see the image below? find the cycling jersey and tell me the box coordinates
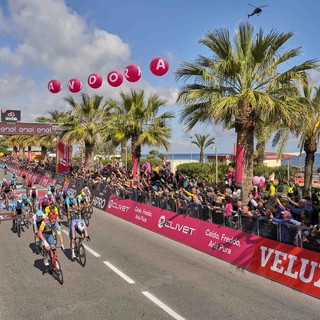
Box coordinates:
[65,197,78,207]
[12,203,26,215]
[44,206,59,217]
[69,218,87,238]
[39,218,61,234]
[32,213,46,229]
[30,189,38,199]
[76,194,85,203]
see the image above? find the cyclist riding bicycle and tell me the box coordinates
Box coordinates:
[32,209,46,254]
[48,183,55,194]
[2,180,12,208]
[76,192,87,211]
[38,195,52,211]
[11,199,26,229]
[81,186,92,202]
[3,163,8,175]
[69,211,90,261]
[38,212,65,266]
[65,194,78,220]
[21,194,32,211]
[10,172,17,190]
[44,203,59,217]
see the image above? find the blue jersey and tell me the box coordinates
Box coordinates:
[12,203,26,214]
[65,197,78,207]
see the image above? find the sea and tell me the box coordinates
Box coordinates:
[146,153,320,169]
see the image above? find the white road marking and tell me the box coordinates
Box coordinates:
[103,261,135,284]
[61,229,101,257]
[142,291,186,320]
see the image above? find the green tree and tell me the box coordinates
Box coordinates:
[273,84,320,196]
[61,93,107,168]
[106,89,174,178]
[191,133,215,163]
[175,22,318,202]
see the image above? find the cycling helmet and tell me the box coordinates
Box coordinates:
[81,192,85,196]
[2,178,6,182]
[49,212,57,221]
[47,191,52,196]
[49,203,56,209]
[21,195,28,200]
[12,172,16,177]
[17,199,22,204]
[36,210,43,217]
[32,186,36,190]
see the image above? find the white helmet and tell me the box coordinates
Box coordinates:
[2,178,6,182]
[47,191,52,196]
[32,186,36,190]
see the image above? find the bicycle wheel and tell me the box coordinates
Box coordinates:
[81,211,89,227]
[86,207,91,219]
[88,206,93,215]
[77,242,86,267]
[53,259,64,285]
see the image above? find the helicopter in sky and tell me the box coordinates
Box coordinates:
[247,4,269,18]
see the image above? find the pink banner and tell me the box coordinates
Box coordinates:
[106,195,257,268]
[234,145,245,184]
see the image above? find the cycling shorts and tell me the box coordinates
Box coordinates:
[43,233,55,248]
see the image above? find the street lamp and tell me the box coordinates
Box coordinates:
[212,145,218,183]
[190,136,193,160]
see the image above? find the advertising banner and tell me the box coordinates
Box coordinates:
[248,237,320,298]
[91,190,109,211]
[0,122,53,135]
[1,109,21,122]
[56,140,71,174]
[67,179,81,196]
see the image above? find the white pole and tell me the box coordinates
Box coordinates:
[190,136,192,160]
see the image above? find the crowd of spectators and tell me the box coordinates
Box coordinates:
[2,156,320,251]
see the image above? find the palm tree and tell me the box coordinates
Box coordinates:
[61,93,107,168]
[175,22,319,202]
[191,134,215,163]
[106,89,174,178]
[273,84,320,197]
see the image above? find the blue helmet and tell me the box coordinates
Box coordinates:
[36,210,43,217]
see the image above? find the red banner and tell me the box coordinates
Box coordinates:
[234,145,245,184]
[56,140,71,174]
[248,238,320,297]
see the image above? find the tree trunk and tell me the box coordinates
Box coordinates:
[84,141,95,168]
[120,142,126,160]
[131,135,141,179]
[256,139,266,165]
[199,150,204,163]
[235,101,255,204]
[304,137,317,197]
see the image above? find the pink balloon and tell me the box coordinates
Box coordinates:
[124,64,141,82]
[107,70,123,87]
[68,78,82,93]
[48,79,62,93]
[88,73,102,89]
[150,57,169,76]
[252,176,260,185]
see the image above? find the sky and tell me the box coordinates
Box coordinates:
[0,0,319,156]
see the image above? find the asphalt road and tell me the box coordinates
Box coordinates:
[0,171,319,320]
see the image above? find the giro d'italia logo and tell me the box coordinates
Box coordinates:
[158,215,166,228]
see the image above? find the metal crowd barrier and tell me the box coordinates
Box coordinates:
[1,162,319,253]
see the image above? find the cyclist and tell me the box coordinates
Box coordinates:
[69,211,90,261]
[65,194,79,221]
[32,209,46,254]
[29,186,38,212]
[21,194,32,211]
[26,177,33,195]
[46,191,56,205]
[76,192,86,211]
[48,183,55,195]
[10,172,17,190]
[53,187,64,216]
[44,203,59,217]
[3,163,8,175]
[38,195,51,212]
[11,199,26,230]
[81,186,92,204]
[38,212,64,266]
[2,179,12,209]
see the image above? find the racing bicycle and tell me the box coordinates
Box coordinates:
[40,244,64,285]
[74,234,86,267]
